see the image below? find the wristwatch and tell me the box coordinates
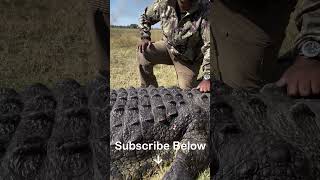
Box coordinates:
[203,73,210,80]
[299,40,320,59]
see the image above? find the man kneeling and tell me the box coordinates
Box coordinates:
[137,0,211,92]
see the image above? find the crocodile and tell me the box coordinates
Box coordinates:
[110,84,210,179]
[0,74,210,180]
[210,82,320,180]
[0,74,319,179]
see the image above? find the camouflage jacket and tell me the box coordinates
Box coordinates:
[139,0,211,76]
[294,0,320,51]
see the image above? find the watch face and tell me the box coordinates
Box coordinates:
[204,74,210,80]
[302,41,320,58]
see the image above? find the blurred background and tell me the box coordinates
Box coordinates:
[0,0,97,90]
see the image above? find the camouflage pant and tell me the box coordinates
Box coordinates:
[137,41,202,89]
[87,0,109,76]
[211,0,296,89]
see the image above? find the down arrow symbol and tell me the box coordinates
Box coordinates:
[153,155,163,165]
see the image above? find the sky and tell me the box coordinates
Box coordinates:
[110,0,160,27]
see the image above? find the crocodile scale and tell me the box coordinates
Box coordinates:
[0,75,319,180]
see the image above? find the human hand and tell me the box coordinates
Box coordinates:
[137,39,152,53]
[276,56,320,96]
[197,80,211,92]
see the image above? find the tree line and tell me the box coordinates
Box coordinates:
[111,24,160,30]
[111,24,139,29]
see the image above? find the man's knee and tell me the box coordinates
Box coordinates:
[179,80,197,89]
[177,72,197,89]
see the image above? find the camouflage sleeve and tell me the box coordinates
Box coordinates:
[139,0,162,39]
[294,0,320,49]
[200,18,211,77]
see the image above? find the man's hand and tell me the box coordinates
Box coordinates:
[197,80,211,92]
[276,56,320,96]
[137,39,152,53]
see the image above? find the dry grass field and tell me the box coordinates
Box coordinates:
[110,28,177,89]
[0,0,96,90]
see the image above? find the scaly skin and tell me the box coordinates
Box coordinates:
[0,75,319,180]
[110,86,209,179]
[0,74,210,180]
[210,83,320,180]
